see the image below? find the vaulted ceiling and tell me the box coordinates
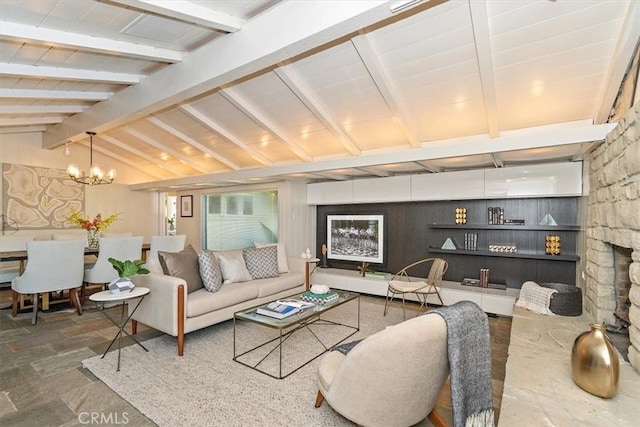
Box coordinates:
[1,0,638,191]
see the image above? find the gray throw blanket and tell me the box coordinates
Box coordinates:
[431,301,495,427]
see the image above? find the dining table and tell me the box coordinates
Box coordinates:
[1,243,151,311]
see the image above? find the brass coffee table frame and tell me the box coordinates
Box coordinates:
[233,291,360,379]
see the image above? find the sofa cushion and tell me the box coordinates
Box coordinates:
[198,250,223,292]
[158,245,204,294]
[254,242,289,273]
[243,246,279,280]
[186,282,259,317]
[255,271,305,298]
[215,250,252,284]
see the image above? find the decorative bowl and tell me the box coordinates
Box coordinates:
[310,284,330,295]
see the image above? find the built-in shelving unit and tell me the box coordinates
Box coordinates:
[428,247,580,261]
[428,223,581,262]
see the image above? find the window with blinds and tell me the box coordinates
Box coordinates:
[203,189,278,251]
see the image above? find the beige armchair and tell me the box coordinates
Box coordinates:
[384,258,448,320]
[315,312,449,427]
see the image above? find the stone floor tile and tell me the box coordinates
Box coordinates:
[0,364,41,391]
[6,330,67,352]
[0,327,29,344]
[30,347,97,377]
[5,367,92,410]
[49,333,109,354]
[0,344,56,373]
[0,398,77,427]
[0,391,17,418]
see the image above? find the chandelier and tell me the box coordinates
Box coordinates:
[67,131,116,185]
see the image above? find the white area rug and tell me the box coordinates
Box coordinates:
[83,299,405,427]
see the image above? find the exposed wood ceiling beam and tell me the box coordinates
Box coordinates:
[179,104,273,166]
[595,0,640,123]
[0,89,112,100]
[123,127,209,174]
[274,67,361,156]
[131,122,615,191]
[0,21,183,62]
[467,0,500,138]
[99,134,182,178]
[0,105,85,114]
[0,62,143,84]
[219,88,313,162]
[357,166,393,177]
[0,117,65,126]
[147,116,239,170]
[109,0,246,33]
[415,160,442,173]
[0,125,47,134]
[351,34,421,147]
[491,153,503,168]
[77,140,166,180]
[311,171,351,181]
[42,1,406,148]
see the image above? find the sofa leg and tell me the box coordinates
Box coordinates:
[177,284,185,356]
[427,409,447,427]
[314,391,324,408]
[131,319,138,335]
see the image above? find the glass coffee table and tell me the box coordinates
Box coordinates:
[233,290,359,379]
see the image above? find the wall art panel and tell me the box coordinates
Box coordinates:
[2,163,85,229]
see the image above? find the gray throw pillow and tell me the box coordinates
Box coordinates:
[215,250,253,284]
[158,244,204,294]
[198,250,223,292]
[243,246,279,280]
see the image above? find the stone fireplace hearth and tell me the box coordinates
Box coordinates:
[586,101,640,372]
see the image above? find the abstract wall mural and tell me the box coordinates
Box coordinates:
[2,163,85,229]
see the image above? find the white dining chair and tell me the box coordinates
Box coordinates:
[52,231,88,247]
[146,235,186,274]
[0,236,34,284]
[83,236,144,298]
[11,239,85,325]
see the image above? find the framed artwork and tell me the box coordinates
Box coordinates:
[180,195,193,217]
[327,214,384,264]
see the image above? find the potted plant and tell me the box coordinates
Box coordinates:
[107,258,149,294]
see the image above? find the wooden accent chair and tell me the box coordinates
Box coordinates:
[315,312,449,427]
[11,240,85,325]
[384,257,448,320]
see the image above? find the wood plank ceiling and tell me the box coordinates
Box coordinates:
[0,0,638,190]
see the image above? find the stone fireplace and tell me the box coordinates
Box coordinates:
[586,101,640,372]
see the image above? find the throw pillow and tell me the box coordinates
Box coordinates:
[254,242,289,273]
[158,244,204,294]
[243,246,279,280]
[198,250,223,292]
[215,250,253,284]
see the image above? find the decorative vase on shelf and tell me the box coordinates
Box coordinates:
[87,229,100,250]
[571,323,619,398]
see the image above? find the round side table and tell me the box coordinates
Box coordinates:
[89,286,150,371]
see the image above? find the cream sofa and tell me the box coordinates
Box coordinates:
[129,256,306,356]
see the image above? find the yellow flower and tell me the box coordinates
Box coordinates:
[67,209,121,231]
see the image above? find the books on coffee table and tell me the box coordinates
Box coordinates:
[256,302,300,319]
[300,290,339,305]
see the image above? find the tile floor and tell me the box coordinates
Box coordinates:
[0,291,511,426]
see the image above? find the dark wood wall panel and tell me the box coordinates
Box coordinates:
[316,197,579,289]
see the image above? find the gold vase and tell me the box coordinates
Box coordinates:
[571,323,619,398]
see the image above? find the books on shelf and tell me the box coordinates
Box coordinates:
[256,302,300,319]
[300,290,339,305]
[463,232,478,251]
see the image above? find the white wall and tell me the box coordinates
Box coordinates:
[1,132,161,240]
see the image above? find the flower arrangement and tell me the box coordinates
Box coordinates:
[67,208,120,231]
